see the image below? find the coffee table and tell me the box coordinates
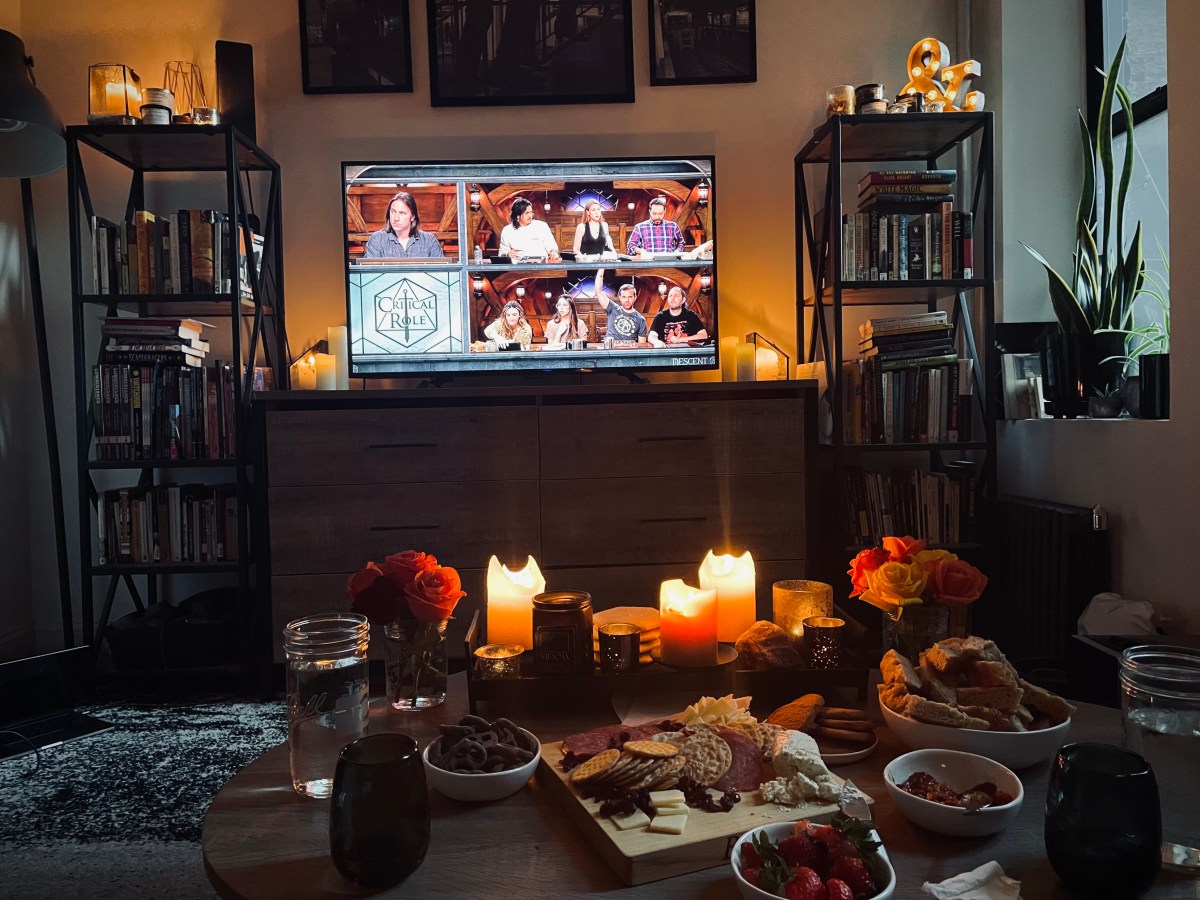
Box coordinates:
[202,674,1197,898]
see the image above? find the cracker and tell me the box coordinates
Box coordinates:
[672,727,732,787]
[608,756,660,787]
[569,747,620,784]
[624,739,678,758]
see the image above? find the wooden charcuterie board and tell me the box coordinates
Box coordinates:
[535,738,868,886]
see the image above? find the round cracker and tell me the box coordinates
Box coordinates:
[569,747,620,784]
[623,739,678,758]
[670,727,732,787]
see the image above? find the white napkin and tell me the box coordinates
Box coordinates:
[922,861,1022,900]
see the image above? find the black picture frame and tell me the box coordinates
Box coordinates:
[648,0,756,87]
[300,0,414,94]
[427,0,634,108]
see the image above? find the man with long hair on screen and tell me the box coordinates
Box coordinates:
[364,191,445,258]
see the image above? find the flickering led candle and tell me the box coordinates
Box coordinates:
[698,550,756,642]
[772,579,834,645]
[485,555,545,647]
[735,342,756,381]
[473,643,524,680]
[291,354,317,390]
[314,352,337,390]
[658,579,718,667]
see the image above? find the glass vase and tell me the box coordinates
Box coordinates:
[384,619,448,710]
[881,604,949,661]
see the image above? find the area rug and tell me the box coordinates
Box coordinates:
[0,697,286,899]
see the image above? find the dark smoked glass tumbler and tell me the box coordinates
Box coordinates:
[1044,742,1161,898]
[330,733,430,888]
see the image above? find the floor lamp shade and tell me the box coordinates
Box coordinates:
[0,30,65,177]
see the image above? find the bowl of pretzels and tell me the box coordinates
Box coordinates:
[422,714,541,802]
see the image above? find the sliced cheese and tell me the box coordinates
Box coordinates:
[648,813,688,835]
[648,789,685,807]
[610,809,651,831]
[653,802,688,815]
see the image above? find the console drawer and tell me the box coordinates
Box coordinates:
[266,405,538,486]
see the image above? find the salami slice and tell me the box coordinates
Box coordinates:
[560,723,647,758]
[713,727,764,792]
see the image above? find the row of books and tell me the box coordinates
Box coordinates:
[844,462,980,548]
[842,356,974,445]
[97,483,239,565]
[90,209,250,296]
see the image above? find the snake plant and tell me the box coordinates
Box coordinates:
[1022,36,1146,336]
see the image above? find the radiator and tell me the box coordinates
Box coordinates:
[973,496,1112,666]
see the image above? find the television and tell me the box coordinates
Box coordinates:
[341,157,718,378]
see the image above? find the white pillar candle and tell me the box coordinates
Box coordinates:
[314,352,337,390]
[327,325,350,389]
[485,555,545,647]
[698,549,756,642]
[755,346,781,380]
[735,342,756,381]
[291,355,317,390]
[658,579,718,667]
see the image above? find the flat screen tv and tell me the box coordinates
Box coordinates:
[341,157,717,378]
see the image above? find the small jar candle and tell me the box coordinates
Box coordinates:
[473,643,523,680]
[192,106,220,125]
[826,84,855,117]
[532,591,593,675]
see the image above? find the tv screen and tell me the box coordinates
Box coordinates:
[341,157,717,378]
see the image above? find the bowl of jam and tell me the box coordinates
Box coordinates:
[883,748,1024,837]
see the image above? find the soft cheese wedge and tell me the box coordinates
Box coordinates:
[648,789,685,807]
[647,814,688,835]
[611,809,651,831]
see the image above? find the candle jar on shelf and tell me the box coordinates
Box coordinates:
[772,580,833,646]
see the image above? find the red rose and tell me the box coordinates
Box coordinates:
[405,566,466,623]
[848,546,889,598]
[882,535,926,562]
[346,562,405,624]
[381,550,438,591]
[928,557,988,606]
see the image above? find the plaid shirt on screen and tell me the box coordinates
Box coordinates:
[627,219,685,254]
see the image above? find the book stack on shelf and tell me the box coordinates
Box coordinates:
[843,460,981,549]
[843,170,974,282]
[93,317,236,462]
[842,312,974,446]
[90,209,238,295]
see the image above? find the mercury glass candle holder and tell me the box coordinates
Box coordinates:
[772,580,833,645]
[803,616,845,669]
[473,643,523,680]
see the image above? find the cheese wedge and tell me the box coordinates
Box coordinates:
[648,813,688,835]
[653,802,688,815]
[648,789,685,807]
[611,809,651,831]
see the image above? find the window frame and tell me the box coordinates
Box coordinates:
[1084,0,1168,136]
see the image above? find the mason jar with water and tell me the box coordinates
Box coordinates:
[284,613,370,798]
[1120,644,1200,849]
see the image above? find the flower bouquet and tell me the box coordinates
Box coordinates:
[848,536,987,658]
[347,550,466,710]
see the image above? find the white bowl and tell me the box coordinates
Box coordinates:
[883,748,1023,837]
[421,736,540,802]
[731,820,896,900]
[880,703,1070,770]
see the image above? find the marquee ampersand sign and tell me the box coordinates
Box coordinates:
[901,37,985,112]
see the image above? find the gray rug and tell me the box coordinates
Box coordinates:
[0,698,287,899]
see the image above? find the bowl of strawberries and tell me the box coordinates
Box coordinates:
[731,814,896,900]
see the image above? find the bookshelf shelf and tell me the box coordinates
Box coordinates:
[819,440,989,453]
[806,279,989,306]
[67,125,287,691]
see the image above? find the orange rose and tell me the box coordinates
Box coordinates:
[382,550,438,591]
[928,557,987,605]
[405,566,466,623]
[912,548,955,572]
[346,562,405,624]
[882,535,926,563]
[848,546,889,598]
[863,561,928,607]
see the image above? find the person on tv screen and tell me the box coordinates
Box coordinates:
[363,191,445,259]
[627,196,685,258]
[573,200,616,258]
[484,299,533,348]
[545,295,589,345]
[597,282,647,345]
[649,286,709,347]
[499,197,561,262]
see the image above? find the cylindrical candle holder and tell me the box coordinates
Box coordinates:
[826,84,855,117]
[772,580,833,645]
[192,106,219,125]
[803,616,845,669]
[473,644,523,680]
[598,624,641,674]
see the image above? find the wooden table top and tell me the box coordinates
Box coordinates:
[202,674,1199,899]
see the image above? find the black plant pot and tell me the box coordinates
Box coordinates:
[1040,332,1090,418]
[1091,331,1128,396]
[1139,353,1170,419]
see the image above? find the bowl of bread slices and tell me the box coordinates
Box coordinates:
[878,636,1074,770]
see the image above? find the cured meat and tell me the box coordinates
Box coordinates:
[560,723,647,758]
[713,727,764,792]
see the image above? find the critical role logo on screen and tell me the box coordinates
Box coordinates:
[375,278,438,348]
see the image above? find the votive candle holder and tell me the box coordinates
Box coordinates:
[473,643,523,680]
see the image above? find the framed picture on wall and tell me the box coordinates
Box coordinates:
[299,0,414,94]
[648,0,756,86]
[427,0,634,107]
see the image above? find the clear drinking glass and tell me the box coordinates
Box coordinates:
[284,613,370,798]
[1120,644,1200,848]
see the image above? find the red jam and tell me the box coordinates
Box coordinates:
[898,771,1015,808]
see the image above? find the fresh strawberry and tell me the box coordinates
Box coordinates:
[809,823,849,854]
[778,833,829,876]
[741,866,762,889]
[740,842,763,870]
[784,867,829,900]
[824,878,855,900]
[828,856,875,898]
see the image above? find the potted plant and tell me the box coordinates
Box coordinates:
[1087,383,1124,419]
[1022,36,1146,412]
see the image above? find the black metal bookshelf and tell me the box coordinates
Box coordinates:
[66,124,288,688]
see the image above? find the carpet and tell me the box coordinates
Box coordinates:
[0,697,287,899]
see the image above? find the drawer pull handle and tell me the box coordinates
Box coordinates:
[370,525,440,532]
[637,435,705,443]
[639,516,707,525]
[368,442,438,450]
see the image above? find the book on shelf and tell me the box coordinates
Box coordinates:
[862,341,955,361]
[102,316,210,343]
[859,183,955,201]
[859,325,954,350]
[860,311,947,337]
[98,482,238,564]
[857,169,957,193]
